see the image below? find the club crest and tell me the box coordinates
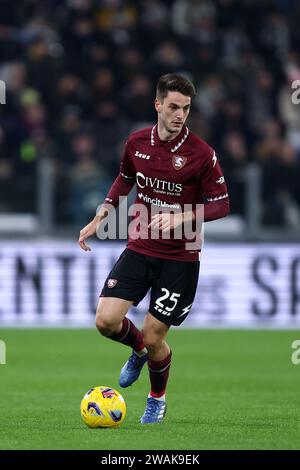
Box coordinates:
[107,278,117,288]
[172,155,187,170]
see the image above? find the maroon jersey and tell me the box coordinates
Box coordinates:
[105,125,229,261]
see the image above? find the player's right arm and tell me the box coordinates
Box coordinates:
[78,140,136,251]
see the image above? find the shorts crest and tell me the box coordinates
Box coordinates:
[107,278,117,288]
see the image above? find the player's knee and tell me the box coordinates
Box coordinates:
[95,315,118,337]
[142,331,161,351]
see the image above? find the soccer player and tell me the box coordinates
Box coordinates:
[78,74,229,424]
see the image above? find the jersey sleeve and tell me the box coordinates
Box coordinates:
[119,140,136,183]
[199,147,229,203]
[195,146,230,222]
[104,140,136,208]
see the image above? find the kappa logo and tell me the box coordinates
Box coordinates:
[135,150,151,160]
[107,278,117,288]
[172,155,187,170]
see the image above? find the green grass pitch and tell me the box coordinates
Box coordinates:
[0,328,299,450]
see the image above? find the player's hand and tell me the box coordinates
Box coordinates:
[78,219,98,252]
[148,212,183,233]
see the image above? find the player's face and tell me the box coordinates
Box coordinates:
[155,91,191,135]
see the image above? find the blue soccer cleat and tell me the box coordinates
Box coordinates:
[140,397,167,424]
[119,350,148,388]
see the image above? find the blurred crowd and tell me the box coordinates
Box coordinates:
[1,0,300,228]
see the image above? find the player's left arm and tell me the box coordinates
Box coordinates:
[149,148,229,232]
[197,148,230,222]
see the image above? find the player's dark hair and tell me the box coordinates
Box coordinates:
[156,74,196,101]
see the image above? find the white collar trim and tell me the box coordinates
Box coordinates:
[151,125,189,152]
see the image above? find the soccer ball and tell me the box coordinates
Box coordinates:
[80,386,126,428]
